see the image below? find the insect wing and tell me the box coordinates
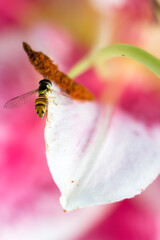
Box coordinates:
[4,90,36,108]
[49,89,73,105]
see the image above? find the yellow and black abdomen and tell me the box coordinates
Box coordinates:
[35,94,48,119]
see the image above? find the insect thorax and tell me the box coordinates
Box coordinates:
[38,79,52,94]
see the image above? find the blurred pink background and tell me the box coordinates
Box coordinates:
[1,0,160,239]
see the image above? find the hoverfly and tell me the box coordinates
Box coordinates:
[4,79,70,119]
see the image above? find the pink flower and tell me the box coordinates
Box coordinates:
[1,1,160,239]
[1,24,114,239]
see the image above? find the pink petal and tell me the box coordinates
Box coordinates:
[78,199,157,240]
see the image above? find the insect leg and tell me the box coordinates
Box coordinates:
[48,96,57,106]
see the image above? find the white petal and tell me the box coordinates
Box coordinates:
[45,93,160,211]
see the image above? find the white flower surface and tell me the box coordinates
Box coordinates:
[45,86,160,212]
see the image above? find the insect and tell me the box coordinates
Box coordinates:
[4,79,70,119]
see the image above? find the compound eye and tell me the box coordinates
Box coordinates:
[46,80,52,86]
[39,79,52,86]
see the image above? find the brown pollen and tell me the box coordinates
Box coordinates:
[23,42,94,101]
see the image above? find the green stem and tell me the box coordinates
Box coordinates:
[68,44,160,79]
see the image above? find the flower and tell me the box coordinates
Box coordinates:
[22,35,160,212]
[2,0,160,239]
[20,31,160,213]
[1,24,114,239]
[45,80,160,211]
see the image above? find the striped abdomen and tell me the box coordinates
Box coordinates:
[35,94,48,119]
